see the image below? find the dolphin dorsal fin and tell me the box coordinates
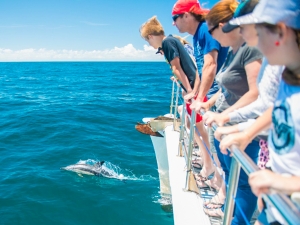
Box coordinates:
[96,161,105,167]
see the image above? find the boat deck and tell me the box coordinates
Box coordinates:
[165,125,222,225]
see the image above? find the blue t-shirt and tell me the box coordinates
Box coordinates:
[193,22,228,98]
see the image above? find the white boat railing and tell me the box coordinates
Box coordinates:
[169,79,300,225]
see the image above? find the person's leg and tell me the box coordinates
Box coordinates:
[219,139,260,225]
[212,138,228,206]
[194,123,224,192]
[209,127,221,167]
[203,138,228,217]
[195,121,214,176]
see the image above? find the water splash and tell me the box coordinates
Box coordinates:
[152,192,173,205]
[152,192,173,213]
[75,159,157,181]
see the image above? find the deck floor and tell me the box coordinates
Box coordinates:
[165,126,222,225]
[165,125,258,225]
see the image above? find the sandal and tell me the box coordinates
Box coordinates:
[192,151,201,157]
[192,157,203,169]
[203,195,225,209]
[195,179,219,192]
[203,207,224,218]
[195,171,215,182]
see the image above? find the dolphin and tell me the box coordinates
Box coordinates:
[61,161,106,177]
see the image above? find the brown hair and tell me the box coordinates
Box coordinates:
[172,35,190,45]
[259,23,300,85]
[282,29,300,85]
[206,0,238,26]
[140,16,165,39]
[190,12,206,23]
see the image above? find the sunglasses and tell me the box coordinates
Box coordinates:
[208,24,219,35]
[172,14,183,22]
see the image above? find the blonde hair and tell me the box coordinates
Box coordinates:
[206,0,238,26]
[140,16,165,39]
[172,35,190,45]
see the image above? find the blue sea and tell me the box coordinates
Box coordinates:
[0,62,174,225]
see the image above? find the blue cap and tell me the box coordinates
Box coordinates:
[229,0,300,30]
[222,0,259,33]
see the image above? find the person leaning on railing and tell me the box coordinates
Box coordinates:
[199,0,263,223]
[217,0,300,224]
[139,16,201,99]
[211,0,284,172]
[171,0,229,195]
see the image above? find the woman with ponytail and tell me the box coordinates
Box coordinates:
[199,0,263,223]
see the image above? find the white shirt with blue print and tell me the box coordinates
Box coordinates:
[268,80,300,176]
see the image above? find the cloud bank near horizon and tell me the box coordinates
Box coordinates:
[0,44,162,62]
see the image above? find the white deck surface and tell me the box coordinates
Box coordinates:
[164,125,213,225]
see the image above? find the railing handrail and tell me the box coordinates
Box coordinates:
[169,81,300,225]
[198,109,300,225]
[230,145,300,225]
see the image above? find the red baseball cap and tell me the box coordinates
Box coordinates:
[172,0,210,15]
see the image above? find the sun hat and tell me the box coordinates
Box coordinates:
[172,0,209,16]
[222,0,259,33]
[229,0,300,30]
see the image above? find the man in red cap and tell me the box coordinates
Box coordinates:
[172,0,227,102]
[172,0,228,188]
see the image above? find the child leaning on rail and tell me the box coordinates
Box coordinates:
[218,0,300,224]
[139,16,213,150]
[140,18,218,191]
[139,16,206,114]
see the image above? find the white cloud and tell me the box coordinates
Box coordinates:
[0,44,163,62]
[201,1,209,7]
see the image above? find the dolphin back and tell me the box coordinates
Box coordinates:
[96,161,105,167]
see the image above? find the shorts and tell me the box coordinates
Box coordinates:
[186,96,208,123]
[258,140,270,169]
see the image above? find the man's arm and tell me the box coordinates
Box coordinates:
[196,50,218,101]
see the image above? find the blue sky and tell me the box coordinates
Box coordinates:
[0,0,219,61]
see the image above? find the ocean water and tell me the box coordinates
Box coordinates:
[0,62,174,225]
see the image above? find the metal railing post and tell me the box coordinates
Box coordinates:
[173,82,180,131]
[231,145,300,225]
[170,80,175,115]
[223,158,241,225]
[178,102,186,157]
[184,110,199,193]
[192,109,300,224]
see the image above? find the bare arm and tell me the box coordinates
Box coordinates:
[196,50,218,101]
[191,89,221,112]
[219,106,273,153]
[170,57,193,93]
[209,59,261,126]
[249,170,300,196]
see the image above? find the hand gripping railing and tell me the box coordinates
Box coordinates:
[198,109,300,225]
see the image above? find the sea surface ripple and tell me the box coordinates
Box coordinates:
[0,62,174,225]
